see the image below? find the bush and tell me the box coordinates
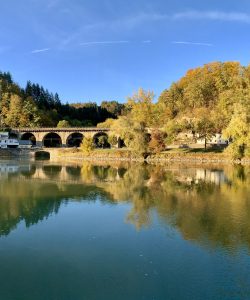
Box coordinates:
[80,137,94,155]
[108,135,118,147]
[149,130,166,153]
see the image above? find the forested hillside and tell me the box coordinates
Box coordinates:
[1,61,249,158]
[158,61,249,130]
[0,71,124,128]
[99,62,249,158]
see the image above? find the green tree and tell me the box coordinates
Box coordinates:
[194,115,215,150]
[97,135,109,148]
[108,134,118,147]
[223,103,250,159]
[97,118,115,128]
[157,61,248,134]
[57,120,70,128]
[129,122,150,157]
[127,88,156,127]
[100,101,124,116]
[4,94,24,128]
[22,97,41,127]
[110,116,134,147]
[80,137,94,155]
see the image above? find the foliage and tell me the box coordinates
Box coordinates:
[148,130,166,153]
[157,62,250,157]
[163,119,191,144]
[100,101,124,116]
[0,71,122,128]
[1,62,249,158]
[80,137,94,155]
[193,110,216,149]
[97,118,115,128]
[0,94,41,128]
[126,88,157,126]
[223,103,250,159]
[57,120,71,128]
[96,135,109,148]
[129,122,150,156]
[110,116,134,147]
[108,134,118,147]
[158,62,249,129]
[109,89,158,156]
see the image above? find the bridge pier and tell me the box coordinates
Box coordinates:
[34,132,45,148]
[60,133,68,147]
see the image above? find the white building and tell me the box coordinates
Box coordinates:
[0,132,19,149]
[197,133,228,146]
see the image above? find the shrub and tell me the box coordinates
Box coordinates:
[80,137,94,155]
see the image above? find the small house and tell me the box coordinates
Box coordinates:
[0,132,19,149]
[197,133,228,146]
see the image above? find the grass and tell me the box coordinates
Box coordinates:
[162,147,224,154]
[49,146,250,164]
[56,147,227,161]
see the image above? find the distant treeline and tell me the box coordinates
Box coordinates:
[0,71,124,128]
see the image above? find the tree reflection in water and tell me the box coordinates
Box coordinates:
[0,161,249,252]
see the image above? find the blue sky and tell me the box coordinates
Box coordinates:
[1,0,250,103]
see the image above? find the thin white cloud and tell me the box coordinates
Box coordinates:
[143,40,152,43]
[80,41,130,46]
[60,13,163,48]
[31,48,50,54]
[171,41,213,47]
[173,11,250,23]
[62,10,250,47]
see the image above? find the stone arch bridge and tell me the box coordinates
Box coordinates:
[11,127,121,148]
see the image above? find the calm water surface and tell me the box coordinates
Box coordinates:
[0,160,250,300]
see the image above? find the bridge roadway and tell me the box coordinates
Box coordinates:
[11,127,113,148]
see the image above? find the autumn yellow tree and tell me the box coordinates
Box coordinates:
[223,103,250,159]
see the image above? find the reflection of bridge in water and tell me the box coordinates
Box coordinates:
[0,162,228,187]
[16,163,125,185]
[11,127,124,148]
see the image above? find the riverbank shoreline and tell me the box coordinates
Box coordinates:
[1,148,250,165]
[0,149,31,158]
[48,148,250,165]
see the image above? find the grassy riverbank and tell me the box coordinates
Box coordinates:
[48,148,250,164]
[2,147,249,164]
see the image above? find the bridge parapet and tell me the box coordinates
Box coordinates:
[12,127,110,133]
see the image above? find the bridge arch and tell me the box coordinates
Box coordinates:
[42,165,62,179]
[117,137,126,148]
[20,165,37,178]
[9,132,18,139]
[43,132,62,148]
[93,132,110,148]
[66,132,84,147]
[21,132,36,146]
[66,166,82,178]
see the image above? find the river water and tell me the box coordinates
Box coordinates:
[0,160,250,300]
